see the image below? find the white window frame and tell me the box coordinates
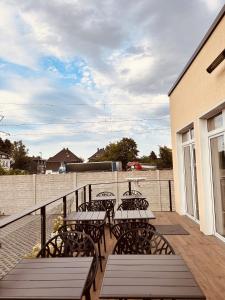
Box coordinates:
[181,128,200,224]
[207,110,225,243]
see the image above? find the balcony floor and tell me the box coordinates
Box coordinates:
[91,212,225,300]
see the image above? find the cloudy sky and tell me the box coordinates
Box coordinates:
[0,0,224,160]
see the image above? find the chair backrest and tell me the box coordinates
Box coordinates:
[117,199,149,210]
[117,201,136,211]
[112,228,175,255]
[58,223,102,243]
[111,222,156,240]
[37,231,98,293]
[123,190,142,196]
[96,191,115,197]
[78,200,106,212]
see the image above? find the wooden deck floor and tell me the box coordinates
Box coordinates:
[89,212,225,300]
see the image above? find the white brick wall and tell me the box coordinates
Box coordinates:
[0,170,174,215]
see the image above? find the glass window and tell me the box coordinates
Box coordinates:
[210,135,225,237]
[182,131,189,142]
[190,128,194,139]
[207,113,223,132]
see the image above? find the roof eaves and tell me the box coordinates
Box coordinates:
[168,4,225,96]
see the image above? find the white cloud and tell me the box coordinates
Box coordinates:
[200,0,223,12]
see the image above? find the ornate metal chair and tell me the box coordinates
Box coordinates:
[58,223,104,271]
[111,222,156,240]
[78,200,106,212]
[37,231,98,299]
[96,192,116,237]
[112,228,175,255]
[77,201,107,252]
[123,190,142,196]
[117,198,149,210]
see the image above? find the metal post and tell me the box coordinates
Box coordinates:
[88,184,92,202]
[83,186,86,203]
[128,181,132,195]
[75,190,79,211]
[63,196,67,224]
[40,206,46,256]
[168,180,172,212]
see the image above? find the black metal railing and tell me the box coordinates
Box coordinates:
[0,179,174,253]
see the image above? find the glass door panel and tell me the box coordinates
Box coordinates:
[184,146,194,217]
[210,135,225,237]
[192,146,199,220]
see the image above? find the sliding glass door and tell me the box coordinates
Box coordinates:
[210,135,225,237]
[183,143,199,221]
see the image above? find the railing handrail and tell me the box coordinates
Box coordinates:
[0,184,87,229]
[0,179,174,229]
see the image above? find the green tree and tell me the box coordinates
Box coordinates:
[11,140,31,171]
[0,138,13,155]
[138,151,158,165]
[149,151,157,161]
[100,137,139,169]
[157,146,173,169]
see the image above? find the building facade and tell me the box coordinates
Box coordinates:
[0,151,11,170]
[169,5,225,242]
[46,148,83,174]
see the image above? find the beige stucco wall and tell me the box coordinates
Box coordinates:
[169,15,225,234]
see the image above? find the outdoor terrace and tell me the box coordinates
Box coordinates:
[91,212,225,300]
[0,180,225,300]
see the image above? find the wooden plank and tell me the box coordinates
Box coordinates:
[106,264,189,272]
[64,211,81,221]
[0,280,84,289]
[108,254,182,260]
[104,270,193,279]
[114,211,121,220]
[100,285,205,299]
[20,257,92,263]
[8,268,89,275]
[103,277,198,287]
[3,273,87,281]
[0,288,82,299]
[145,210,155,219]
[107,259,186,266]
[97,211,106,221]
[15,262,90,269]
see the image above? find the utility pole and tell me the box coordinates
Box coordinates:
[0,115,10,137]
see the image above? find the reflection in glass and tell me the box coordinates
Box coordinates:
[184,146,194,217]
[210,135,225,237]
[207,113,223,132]
[193,146,199,220]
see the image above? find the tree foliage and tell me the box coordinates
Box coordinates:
[157,146,173,169]
[139,150,158,165]
[99,137,139,169]
[0,138,31,172]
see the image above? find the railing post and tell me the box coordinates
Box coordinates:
[75,190,79,211]
[40,206,46,257]
[128,181,132,195]
[83,186,86,203]
[88,184,92,202]
[63,196,67,223]
[168,180,172,212]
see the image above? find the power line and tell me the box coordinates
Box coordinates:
[0,101,168,107]
[10,127,170,136]
[0,116,169,127]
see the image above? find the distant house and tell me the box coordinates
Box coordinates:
[30,156,46,174]
[88,148,105,162]
[0,151,11,170]
[46,148,82,174]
